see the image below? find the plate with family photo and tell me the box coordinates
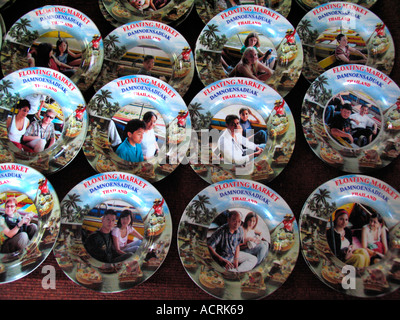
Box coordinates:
[100,0,195,27]
[0,67,88,175]
[195,0,292,25]
[0,5,104,92]
[298,1,395,83]
[300,174,400,298]
[295,0,377,12]
[195,5,303,97]
[301,64,400,173]
[54,172,171,293]
[94,20,194,98]
[84,75,191,183]
[178,179,299,300]
[0,163,60,284]
[187,77,295,184]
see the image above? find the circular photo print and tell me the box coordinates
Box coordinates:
[195,0,292,24]
[94,20,194,97]
[178,179,299,299]
[188,77,295,184]
[0,163,60,284]
[195,5,303,97]
[0,68,88,175]
[0,5,104,92]
[295,0,378,12]
[84,75,191,182]
[298,2,395,83]
[54,172,171,292]
[300,174,400,297]
[100,0,194,27]
[301,64,400,173]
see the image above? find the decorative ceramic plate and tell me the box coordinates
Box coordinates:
[0,0,15,10]
[100,0,195,27]
[195,5,303,97]
[54,172,171,293]
[94,20,194,97]
[0,163,60,284]
[188,77,295,184]
[302,64,400,173]
[298,1,395,83]
[300,174,400,297]
[84,75,191,183]
[195,0,292,24]
[295,0,378,11]
[0,5,104,92]
[0,67,88,175]
[178,179,299,299]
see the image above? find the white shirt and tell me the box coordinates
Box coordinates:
[25,94,46,115]
[8,116,29,143]
[217,129,257,165]
[350,113,375,129]
[141,129,157,159]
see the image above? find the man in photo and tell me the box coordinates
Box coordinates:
[116,119,146,163]
[84,209,132,263]
[22,108,57,152]
[329,102,354,145]
[217,114,263,165]
[207,210,257,273]
[350,104,378,146]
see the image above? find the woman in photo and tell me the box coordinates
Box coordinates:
[6,99,31,151]
[112,209,144,255]
[361,212,388,263]
[335,34,367,65]
[35,42,76,77]
[141,111,159,160]
[230,47,273,81]
[54,38,82,70]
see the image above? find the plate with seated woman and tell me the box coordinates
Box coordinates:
[0,5,104,92]
[300,174,400,297]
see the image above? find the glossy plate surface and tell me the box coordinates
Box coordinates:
[301,64,400,173]
[94,20,194,97]
[85,75,191,183]
[300,174,400,297]
[195,5,303,97]
[188,77,295,184]
[0,67,88,175]
[1,5,104,92]
[299,1,395,83]
[295,0,378,11]
[178,179,299,299]
[0,163,60,284]
[54,172,172,293]
[195,0,292,24]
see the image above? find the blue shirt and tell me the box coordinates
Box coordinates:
[116,138,144,163]
[207,223,244,262]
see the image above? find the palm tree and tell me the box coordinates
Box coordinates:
[203,24,219,49]
[61,193,82,222]
[192,194,211,216]
[0,79,13,95]
[93,89,113,112]
[312,188,331,210]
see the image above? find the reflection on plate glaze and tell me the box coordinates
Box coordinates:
[0,163,60,284]
[85,75,191,183]
[178,179,299,299]
[0,68,88,175]
[94,20,194,97]
[300,175,400,298]
[295,0,378,11]
[0,5,104,92]
[298,2,395,83]
[301,64,400,173]
[195,0,292,24]
[54,172,172,293]
[195,5,303,97]
[100,0,195,27]
[188,77,295,184]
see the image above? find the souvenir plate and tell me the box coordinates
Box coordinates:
[188,77,295,184]
[299,2,395,83]
[195,5,303,97]
[54,172,171,293]
[300,174,400,297]
[195,0,292,24]
[178,179,299,299]
[85,75,191,183]
[100,0,195,27]
[94,20,194,97]
[302,65,400,173]
[295,0,377,11]
[1,5,104,92]
[0,67,88,175]
[0,0,15,10]
[0,163,60,284]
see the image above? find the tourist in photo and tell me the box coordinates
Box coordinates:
[116,119,146,163]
